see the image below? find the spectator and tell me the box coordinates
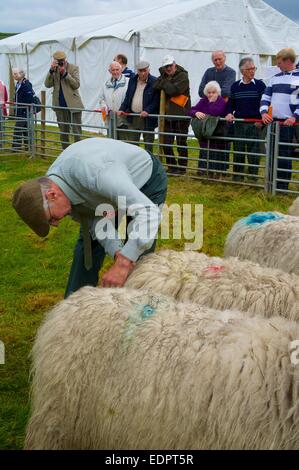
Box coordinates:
[226,57,266,181]
[153,55,191,175]
[260,48,299,191]
[118,60,160,153]
[0,79,8,117]
[44,51,84,150]
[114,53,135,79]
[99,61,129,133]
[12,68,34,151]
[198,50,236,99]
[12,138,167,297]
[190,81,227,178]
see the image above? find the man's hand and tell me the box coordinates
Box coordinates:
[261,113,273,125]
[101,252,135,288]
[50,59,58,71]
[140,111,149,118]
[283,117,296,126]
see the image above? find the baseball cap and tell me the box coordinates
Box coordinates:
[12,179,50,237]
[53,50,66,60]
[162,55,175,67]
[136,60,150,70]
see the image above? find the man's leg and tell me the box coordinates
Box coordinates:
[176,119,189,173]
[247,124,262,177]
[163,120,177,169]
[233,122,246,180]
[64,232,106,298]
[12,116,23,150]
[71,111,82,143]
[55,109,70,150]
[143,124,155,153]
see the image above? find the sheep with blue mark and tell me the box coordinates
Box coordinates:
[224,211,299,275]
[125,249,299,322]
[24,286,299,450]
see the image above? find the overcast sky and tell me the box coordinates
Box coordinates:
[0,0,298,33]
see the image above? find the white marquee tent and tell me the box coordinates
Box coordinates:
[1,0,299,127]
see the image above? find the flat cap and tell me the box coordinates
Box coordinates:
[136,60,150,70]
[53,50,66,60]
[12,179,50,237]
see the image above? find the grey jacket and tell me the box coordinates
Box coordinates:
[46,138,164,261]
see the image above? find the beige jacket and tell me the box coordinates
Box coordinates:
[44,62,84,110]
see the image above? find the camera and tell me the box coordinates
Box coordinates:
[57,59,65,66]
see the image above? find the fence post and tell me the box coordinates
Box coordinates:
[28,104,35,158]
[40,91,46,158]
[264,122,272,193]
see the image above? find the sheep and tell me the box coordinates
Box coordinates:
[224,211,299,275]
[125,249,299,322]
[288,197,299,216]
[24,286,299,450]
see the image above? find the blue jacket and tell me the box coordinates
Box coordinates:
[15,79,34,117]
[120,74,160,128]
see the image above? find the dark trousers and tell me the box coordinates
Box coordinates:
[162,119,190,170]
[233,122,263,176]
[122,116,156,153]
[12,115,29,151]
[64,154,167,298]
[55,109,82,150]
[275,124,295,190]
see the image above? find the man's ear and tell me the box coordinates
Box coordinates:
[45,187,57,202]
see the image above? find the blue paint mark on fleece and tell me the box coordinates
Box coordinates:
[122,303,157,346]
[141,305,156,319]
[243,212,284,226]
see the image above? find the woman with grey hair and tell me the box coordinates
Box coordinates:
[12,67,34,151]
[189,80,228,178]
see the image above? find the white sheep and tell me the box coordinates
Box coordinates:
[224,211,299,275]
[288,197,299,216]
[125,250,299,322]
[25,286,299,450]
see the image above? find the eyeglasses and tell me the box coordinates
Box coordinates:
[244,67,257,71]
[46,199,56,225]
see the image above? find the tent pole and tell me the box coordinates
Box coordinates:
[132,32,140,71]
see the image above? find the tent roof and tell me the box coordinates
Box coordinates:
[1,0,299,55]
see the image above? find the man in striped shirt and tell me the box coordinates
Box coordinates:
[260,48,299,191]
[226,57,266,181]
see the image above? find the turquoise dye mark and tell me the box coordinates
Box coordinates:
[122,301,157,346]
[242,212,284,226]
[141,304,156,319]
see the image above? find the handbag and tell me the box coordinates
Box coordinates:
[32,94,41,114]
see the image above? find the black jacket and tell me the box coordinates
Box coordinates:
[14,79,34,117]
[120,74,160,128]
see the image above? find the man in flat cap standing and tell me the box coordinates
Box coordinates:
[45,51,84,149]
[118,60,160,153]
[12,137,167,298]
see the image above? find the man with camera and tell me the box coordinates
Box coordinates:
[45,51,84,149]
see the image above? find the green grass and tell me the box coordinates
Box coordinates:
[0,149,295,449]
